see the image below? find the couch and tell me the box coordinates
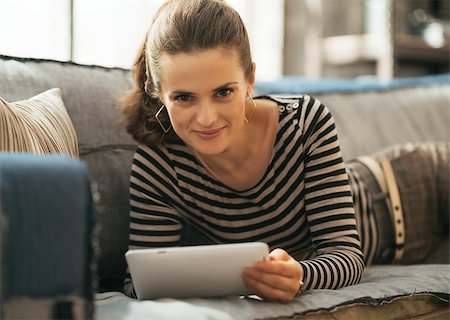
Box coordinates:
[0,54,449,319]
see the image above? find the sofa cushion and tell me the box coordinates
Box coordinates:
[1,55,449,288]
[0,153,94,319]
[0,55,136,283]
[255,74,450,95]
[256,75,450,160]
[0,88,78,157]
[316,85,450,160]
[95,264,450,320]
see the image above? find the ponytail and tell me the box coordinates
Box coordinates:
[121,37,176,146]
[121,0,252,146]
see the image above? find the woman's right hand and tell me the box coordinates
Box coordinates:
[241,248,303,303]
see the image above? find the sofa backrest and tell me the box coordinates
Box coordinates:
[316,85,449,160]
[255,75,450,160]
[0,56,135,288]
[1,55,449,289]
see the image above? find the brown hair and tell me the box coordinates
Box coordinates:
[122,0,253,146]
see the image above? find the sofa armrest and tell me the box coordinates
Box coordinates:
[0,153,93,319]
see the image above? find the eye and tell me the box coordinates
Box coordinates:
[174,94,194,103]
[216,88,232,98]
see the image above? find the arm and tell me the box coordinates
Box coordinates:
[300,97,364,290]
[242,96,364,302]
[124,145,184,297]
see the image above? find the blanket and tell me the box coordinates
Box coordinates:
[95,264,450,320]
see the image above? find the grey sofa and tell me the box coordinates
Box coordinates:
[0,55,449,319]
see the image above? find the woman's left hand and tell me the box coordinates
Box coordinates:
[241,248,303,303]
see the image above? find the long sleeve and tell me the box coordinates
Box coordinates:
[128,145,184,249]
[124,145,185,297]
[299,96,365,290]
[123,95,365,297]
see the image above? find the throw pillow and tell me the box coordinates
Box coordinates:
[0,88,78,157]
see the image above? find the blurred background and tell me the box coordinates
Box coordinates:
[0,0,448,81]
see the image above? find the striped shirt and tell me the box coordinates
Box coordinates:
[125,95,365,295]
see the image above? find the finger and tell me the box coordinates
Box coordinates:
[242,273,295,303]
[269,248,290,261]
[254,259,301,278]
[244,267,300,294]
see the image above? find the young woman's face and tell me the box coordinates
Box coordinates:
[158,47,254,156]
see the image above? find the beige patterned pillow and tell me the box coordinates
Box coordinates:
[0,88,78,157]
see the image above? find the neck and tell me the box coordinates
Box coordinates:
[189,98,262,178]
[190,130,252,176]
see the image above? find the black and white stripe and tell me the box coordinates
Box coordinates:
[125,95,365,296]
[347,165,378,265]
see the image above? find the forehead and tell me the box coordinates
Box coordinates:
[158,47,246,93]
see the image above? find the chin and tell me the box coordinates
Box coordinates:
[185,130,230,156]
[192,143,228,156]
[187,135,229,155]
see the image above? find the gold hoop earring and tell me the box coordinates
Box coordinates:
[155,105,172,133]
[244,94,257,124]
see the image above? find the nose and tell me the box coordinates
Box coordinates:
[196,100,217,127]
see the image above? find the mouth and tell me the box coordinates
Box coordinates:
[193,127,225,140]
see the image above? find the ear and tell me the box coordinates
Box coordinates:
[158,93,166,107]
[246,63,256,94]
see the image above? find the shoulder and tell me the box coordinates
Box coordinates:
[134,143,169,162]
[256,95,327,116]
[256,95,330,131]
[133,141,191,171]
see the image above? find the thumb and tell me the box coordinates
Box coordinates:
[269,248,290,261]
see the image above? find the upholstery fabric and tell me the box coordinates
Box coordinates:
[255,73,450,95]
[0,56,136,282]
[94,265,450,320]
[1,55,449,289]
[1,55,449,319]
[315,86,450,160]
[0,88,78,157]
[0,153,94,319]
[256,74,450,159]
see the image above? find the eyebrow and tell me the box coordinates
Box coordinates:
[169,82,239,97]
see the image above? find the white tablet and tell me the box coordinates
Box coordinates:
[125,242,269,300]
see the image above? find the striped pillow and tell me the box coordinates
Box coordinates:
[0,88,78,157]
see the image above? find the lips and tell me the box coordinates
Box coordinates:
[194,127,224,140]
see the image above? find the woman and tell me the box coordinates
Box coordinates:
[122,0,364,302]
